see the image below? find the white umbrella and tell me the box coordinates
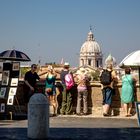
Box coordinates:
[119,50,140,86]
[119,50,140,67]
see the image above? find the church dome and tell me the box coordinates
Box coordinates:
[79,29,103,68]
[80,31,101,54]
[105,54,116,66]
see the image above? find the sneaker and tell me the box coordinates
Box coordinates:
[83,113,88,115]
[60,112,65,115]
[65,112,73,115]
[76,113,82,116]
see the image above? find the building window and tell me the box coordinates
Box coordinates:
[96,60,99,67]
[88,59,91,66]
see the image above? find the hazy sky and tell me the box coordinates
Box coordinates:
[0,0,140,67]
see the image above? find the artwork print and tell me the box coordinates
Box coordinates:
[0,103,5,112]
[7,95,14,105]
[11,78,18,86]
[2,71,9,85]
[9,87,17,96]
[0,87,6,98]
[12,62,20,71]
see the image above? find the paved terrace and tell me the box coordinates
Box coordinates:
[0,114,140,140]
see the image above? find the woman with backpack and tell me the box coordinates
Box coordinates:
[100,64,118,117]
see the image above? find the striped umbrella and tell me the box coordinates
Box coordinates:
[0,49,31,61]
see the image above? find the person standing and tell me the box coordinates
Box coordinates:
[121,67,136,117]
[60,62,74,115]
[100,64,118,116]
[24,64,40,104]
[76,68,90,116]
[45,65,57,115]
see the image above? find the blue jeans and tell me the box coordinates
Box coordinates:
[102,87,113,105]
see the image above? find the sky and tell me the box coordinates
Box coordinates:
[0,0,140,67]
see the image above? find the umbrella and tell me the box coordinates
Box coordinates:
[119,50,140,68]
[119,50,140,86]
[0,49,31,61]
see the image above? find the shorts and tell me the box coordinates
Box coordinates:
[102,87,113,105]
[46,86,56,96]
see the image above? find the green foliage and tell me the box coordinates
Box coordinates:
[20,67,30,78]
[90,70,100,81]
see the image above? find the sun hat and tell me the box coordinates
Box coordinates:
[64,62,70,66]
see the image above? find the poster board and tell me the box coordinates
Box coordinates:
[1,62,20,106]
[135,102,140,126]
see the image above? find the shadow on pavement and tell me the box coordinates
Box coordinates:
[0,127,140,140]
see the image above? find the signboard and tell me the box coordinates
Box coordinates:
[135,102,140,126]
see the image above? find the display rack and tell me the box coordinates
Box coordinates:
[0,62,20,118]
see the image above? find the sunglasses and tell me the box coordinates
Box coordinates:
[33,67,37,69]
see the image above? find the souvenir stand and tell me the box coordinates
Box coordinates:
[0,49,31,119]
[0,62,20,119]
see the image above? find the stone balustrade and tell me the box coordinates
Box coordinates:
[2,80,140,117]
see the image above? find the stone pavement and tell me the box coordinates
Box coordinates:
[0,115,140,140]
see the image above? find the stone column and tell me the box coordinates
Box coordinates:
[28,93,49,139]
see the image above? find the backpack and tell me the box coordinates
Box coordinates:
[65,73,74,90]
[100,69,112,85]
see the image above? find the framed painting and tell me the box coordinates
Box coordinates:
[9,87,17,96]
[12,62,20,71]
[7,95,14,105]
[2,70,9,86]
[10,78,19,86]
[0,103,5,113]
[0,87,6,98]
